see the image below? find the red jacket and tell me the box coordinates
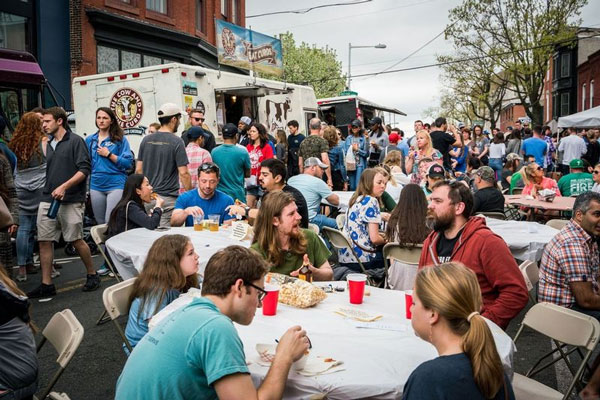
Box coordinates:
[418,216,528,329]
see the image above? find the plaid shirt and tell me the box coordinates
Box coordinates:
[181,143,212,193]
[539,220,599,307]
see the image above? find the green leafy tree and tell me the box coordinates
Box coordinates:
[260,32,346,98]
[443,0,586,125]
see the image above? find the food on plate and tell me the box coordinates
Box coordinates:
[278,279,327,308]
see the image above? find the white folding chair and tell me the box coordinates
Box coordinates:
[518,260,538,304]
[102,278,137,353]
[308,223,320,234]
[382,243,422,290]
[546,219,567,230]
[35,309,84,400]
[335,214,346,230]
[90,224,121,281]
[513,302,600,400]
[477,211,507,220]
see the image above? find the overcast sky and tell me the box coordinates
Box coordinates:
[246,0,600,136]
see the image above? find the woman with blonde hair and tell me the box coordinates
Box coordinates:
[406,129,442,185]
[403,262,514,399]
[124,234,199,351]
[522,162,560,197]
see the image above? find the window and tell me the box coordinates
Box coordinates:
[561,93,570,116]
[143,54,161,67]
[122,50,141,70]
[591,80,595,109]
[147,0,167,14]
[560,53,570,78]
[196,0,204,32]
[546,91,550,122]
[221,0,228,17]
[231,0,238,24]
[97,45,119,73]
[582,84,587,111]
[97,45,175,73]
[0,12,28,51]
[553,56,559,80]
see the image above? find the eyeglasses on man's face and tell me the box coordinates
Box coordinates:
[244,281,267,302]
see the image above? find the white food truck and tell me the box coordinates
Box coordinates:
[72,63,318,153]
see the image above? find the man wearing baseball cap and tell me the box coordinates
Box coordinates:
[212,123,251,202]
[237,116,252,146]
[425,163,446,196]
[558,159,594,197]
[136,103,191,227]
[378,131,402,164]
[181,108,215,151]
[288,157,339,231]
[472,166,505,214]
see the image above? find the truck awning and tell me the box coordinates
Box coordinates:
[215,83,293,97]
[0,49,45,85]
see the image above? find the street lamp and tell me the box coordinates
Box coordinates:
[347,43,386,90]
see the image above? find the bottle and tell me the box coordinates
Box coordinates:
[47,198,61,219]
[298,258,313,283]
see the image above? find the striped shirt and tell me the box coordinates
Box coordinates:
[539,220,599,308]
[181,143,212,193]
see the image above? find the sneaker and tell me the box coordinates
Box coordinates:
[97,265,110,276]
[13,267,26,282]
[27,283,57,299]
[82,274,101,292]
[51,267,61,278]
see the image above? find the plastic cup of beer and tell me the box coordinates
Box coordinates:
[405,290,413,319]
[262,284,280,316]
[208,214,220,231]
[347,273,367,304]
[193,215,204,231]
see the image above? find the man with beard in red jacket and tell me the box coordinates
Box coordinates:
[418,181,528,329]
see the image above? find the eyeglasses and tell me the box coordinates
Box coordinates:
[594,171,600,175]
[244,281,267,302]
[536,166,543,171]
[199,163,220,173]
[193,117,205,122]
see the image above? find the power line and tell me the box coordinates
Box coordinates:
[247,0,373,18]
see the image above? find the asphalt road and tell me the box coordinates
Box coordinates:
[13,251,581,399]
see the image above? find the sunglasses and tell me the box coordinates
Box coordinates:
[199,163,220,173]
[244,281,267,302]
[193,117,205,122]
[536,166,543,171]
[594,171,600,175]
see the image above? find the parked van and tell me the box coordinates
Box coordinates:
[72,63,318,153]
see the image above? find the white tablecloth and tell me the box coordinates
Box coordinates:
[150,283,515,399]
[322,191,354,212]
[485,217,559,262]
[105,226,251,280]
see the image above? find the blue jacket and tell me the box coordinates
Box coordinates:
[86,132,133,191]
[328,144,348,182]
[343,135,370,169]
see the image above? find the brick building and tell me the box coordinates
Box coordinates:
[577,48,600,112]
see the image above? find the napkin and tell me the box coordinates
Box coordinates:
[334,307,383,322]
[296,357,345,377]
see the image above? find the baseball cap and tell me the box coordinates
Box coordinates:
[222,123,238,138]
[458,122,465,129]
[427,164,445,178]
[304,157,328,169]
[388,133,399,144]
[350,119,362,128]
[239,116,251,125]
[187,126,209,141]
[505,153,523,162]
[475,166,496,182]
[370,117,382,126]
[157,103,182,118]
[570,159,584,169]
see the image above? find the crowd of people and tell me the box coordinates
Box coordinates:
[3,101,600,399]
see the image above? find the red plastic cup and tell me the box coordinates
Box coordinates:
[347,273,367,304]
[262,284,279,316]
[405,291,413,319]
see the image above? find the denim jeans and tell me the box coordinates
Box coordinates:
[16,213,36,266]
[488,158,503,179]
[310,213,338,232]
[348,164,365,191]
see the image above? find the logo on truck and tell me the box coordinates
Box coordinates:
[110,88,143,128]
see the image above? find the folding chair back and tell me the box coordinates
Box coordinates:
[382,243,422,289]
[90,224,121,282]
[308,223,320,234]
[513,302,600,400]
[477,212,507,220]
[546,219,567,230]
[519,260,538,294]
[335,214,346,230]
[36,309,84,400]
[103,278,137,352]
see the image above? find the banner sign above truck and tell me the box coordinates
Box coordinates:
[216,20,283,77]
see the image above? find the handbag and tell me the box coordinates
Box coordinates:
[0,196,13,230]
[345,146,357,171]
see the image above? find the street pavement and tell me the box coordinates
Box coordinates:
[13,251,578,399]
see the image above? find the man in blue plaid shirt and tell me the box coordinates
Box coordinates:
[539,192,600,319]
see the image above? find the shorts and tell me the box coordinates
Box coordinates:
[37,201,84,242]
[246,185,263,198]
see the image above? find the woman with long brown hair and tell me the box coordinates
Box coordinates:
[403,262,514,399]
[124,234,199,351]
[0,153,18,280]
[246,122,274,207]
[8,112,46,281]
[0,263,38,398]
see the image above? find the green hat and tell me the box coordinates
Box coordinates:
[569,159,584,169]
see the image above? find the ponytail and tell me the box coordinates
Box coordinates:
[463,313,505,399]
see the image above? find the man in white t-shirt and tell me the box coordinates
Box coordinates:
[558,127,587,175]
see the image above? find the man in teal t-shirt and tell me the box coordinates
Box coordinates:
[115,246,310,400]
[212,123,251,202]
[557,159,593,197]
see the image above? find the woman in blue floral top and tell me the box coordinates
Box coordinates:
[339,168,387,272]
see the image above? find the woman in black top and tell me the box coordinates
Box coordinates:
[107,174,164,238]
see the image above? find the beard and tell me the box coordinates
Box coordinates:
[426,209,454,232]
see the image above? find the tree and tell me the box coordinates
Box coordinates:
[443,0,586,125]
[259,32,346,98]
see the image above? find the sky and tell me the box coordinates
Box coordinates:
[246,0,600,136]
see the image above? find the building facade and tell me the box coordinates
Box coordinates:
[577,49,600,112]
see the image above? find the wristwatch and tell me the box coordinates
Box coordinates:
[244,206,251,217]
